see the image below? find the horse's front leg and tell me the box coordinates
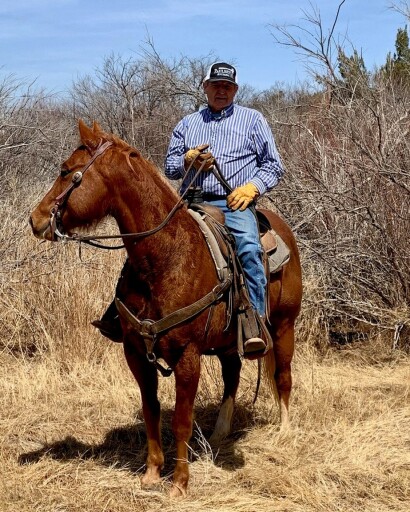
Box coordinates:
[123,340,164,487]
[170,342,201,498]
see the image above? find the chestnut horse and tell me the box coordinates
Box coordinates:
[30,120,302,497]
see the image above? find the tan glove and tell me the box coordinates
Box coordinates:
[227,183,260,211]
[184,144,215,171]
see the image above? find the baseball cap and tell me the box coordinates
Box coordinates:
[204,62,238,85]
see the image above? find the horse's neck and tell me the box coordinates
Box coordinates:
[109,157,219,315]
[111,153,173,227]
[112,164,191,273]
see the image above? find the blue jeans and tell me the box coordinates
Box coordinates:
[207,199,266,316]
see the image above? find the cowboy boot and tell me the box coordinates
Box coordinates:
[244,336,266,354]
[238,307,267,356]
[91,299,123,342]
[244,314,273,355]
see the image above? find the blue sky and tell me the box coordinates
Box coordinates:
[0,0,406,96]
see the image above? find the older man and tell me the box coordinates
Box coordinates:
[165,62,284,353]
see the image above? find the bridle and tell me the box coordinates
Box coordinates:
[46,141,266,386]
[49,140,214,249]
[50,140,113,242]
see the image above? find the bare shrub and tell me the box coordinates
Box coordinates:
[70,43,219,166]
[264,1,410,348]
[0,75,120,356]
[0,76,75,190]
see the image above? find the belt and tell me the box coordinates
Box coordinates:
[202,193,226,202]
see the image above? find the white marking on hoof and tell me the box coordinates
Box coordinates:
[209,396,234,444]
[141,467,161,487]
[279,400,290,431]
[169,483,186,499]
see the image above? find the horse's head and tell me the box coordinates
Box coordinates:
[30,120,118,241]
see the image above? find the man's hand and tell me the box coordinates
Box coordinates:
[227,183,260,211]
[184,144,215,171]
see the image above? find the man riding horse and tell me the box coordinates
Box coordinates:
[93,62,285,356]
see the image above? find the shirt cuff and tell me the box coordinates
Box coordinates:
[250,177,267,196]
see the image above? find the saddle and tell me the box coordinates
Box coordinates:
[189,203,290,276]
[93,201,291,367]
[188,202,291,357]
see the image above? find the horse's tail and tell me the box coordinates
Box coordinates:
[262,348,279,403]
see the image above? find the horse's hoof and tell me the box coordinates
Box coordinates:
[140,469,161,488]
[169,483,186,499]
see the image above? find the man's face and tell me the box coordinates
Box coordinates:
[203,80,238,112]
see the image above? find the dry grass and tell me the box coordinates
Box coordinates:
[1,195,409,512]
[1,342,409,512]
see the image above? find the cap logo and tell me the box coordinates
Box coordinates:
[214,66,234,79]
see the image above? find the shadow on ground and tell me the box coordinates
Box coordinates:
[18,403,271,475]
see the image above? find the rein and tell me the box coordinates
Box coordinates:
[51,146,210,249]
[50,142,239,377]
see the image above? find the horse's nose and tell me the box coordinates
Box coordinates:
[29,214,43,237]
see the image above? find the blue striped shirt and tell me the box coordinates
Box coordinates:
[164,103,284,196]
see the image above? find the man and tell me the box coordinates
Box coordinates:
[165,62,284,353]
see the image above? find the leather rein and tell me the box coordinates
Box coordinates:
[50,142,210,248]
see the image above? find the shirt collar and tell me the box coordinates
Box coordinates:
[205,102,235,120]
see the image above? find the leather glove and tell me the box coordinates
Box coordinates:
[184,144,215,171]
[227,183,260,211]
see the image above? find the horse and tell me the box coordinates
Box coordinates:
[29,120,302,497]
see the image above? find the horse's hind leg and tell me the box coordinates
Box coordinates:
[272,323,295,429]
[209,351,242,444]
[123,340,164,487]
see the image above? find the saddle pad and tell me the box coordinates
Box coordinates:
[187,209,230,282]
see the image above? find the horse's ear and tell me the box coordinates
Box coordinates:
[92,121,104,135]
[78,119,100,150]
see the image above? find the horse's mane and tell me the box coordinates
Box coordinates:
[96,129,181,203]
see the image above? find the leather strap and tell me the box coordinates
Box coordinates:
[115,277,232,340]
[115,276,232,373]
[50,140,113,240]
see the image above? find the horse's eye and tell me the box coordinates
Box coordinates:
[60,145,88,177]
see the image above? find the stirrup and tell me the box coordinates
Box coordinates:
[244,336,267,354]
